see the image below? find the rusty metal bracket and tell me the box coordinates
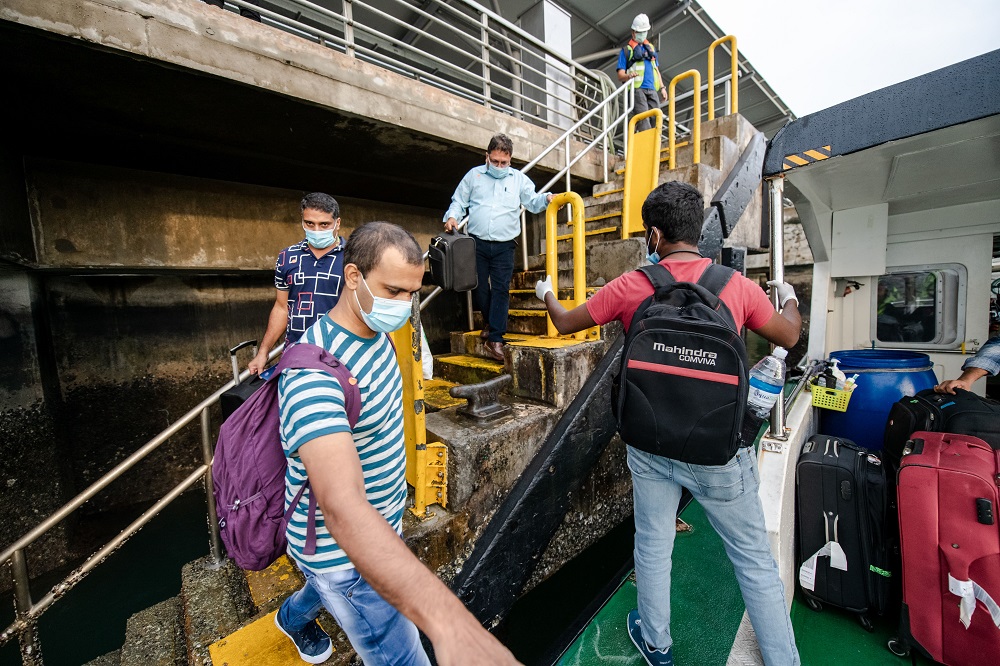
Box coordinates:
[451,375,513,422]
[410,442,448,519]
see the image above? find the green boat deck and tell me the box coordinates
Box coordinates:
[556,500,937,665]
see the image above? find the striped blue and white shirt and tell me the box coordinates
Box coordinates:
[277,314,408,572]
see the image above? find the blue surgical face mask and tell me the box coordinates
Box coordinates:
[486,160,510,179]
[646,227,661,264]
[304,225,337,249]
[354,275,412,333]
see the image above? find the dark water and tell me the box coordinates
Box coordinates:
[0,490,211,666]
[493,516,637,666]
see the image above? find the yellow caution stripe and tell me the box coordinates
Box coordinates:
[782,145,831,170]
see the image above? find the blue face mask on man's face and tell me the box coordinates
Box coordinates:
[646,227,661,264]
[354,275,412,333]
[486,160,510,179]
[303,223,338,249]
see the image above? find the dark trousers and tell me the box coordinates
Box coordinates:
[472,236,516,343]
[631,87,661,132]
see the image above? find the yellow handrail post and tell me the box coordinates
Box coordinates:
[545,192,596,340]
[621,109,663,238]
[708,35,738,120]
[668,70,701,171]
[392,313,447,518]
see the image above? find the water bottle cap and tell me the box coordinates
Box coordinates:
[772,347,788,359]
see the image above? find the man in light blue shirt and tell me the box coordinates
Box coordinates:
[444,134,553,361]
[935,336,1000,394]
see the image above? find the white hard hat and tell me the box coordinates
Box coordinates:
[631,14,651,32]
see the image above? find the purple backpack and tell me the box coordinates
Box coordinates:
[212,343,361,571]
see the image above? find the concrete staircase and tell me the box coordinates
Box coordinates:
[87,111,763,665]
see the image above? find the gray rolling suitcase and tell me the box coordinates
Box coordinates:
[428,230,477,292]
[220,340,265,422]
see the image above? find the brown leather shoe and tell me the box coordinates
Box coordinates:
[483,341,505,362]
[479,328,489,340]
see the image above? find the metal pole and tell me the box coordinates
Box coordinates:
[768,175,788,440]
[481,13,491,109]
[12,549,42,665]
[520,210,529,271]
[201,409,224,564]
[343,0,355,58]
[466,291,475,331]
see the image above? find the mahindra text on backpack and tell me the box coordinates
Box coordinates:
[614,263,749,465]
[211,343,360,571]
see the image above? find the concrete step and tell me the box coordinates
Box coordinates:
[508,287,596,311]
[423,378,464,412]
[181,556,256,666]
[433,353,505,385]
[476,309,548,336]
[119,597,186,666]
[83,651,121,666]
[449,330,536,355]
[243,555,304,615]
[208,609,350,666]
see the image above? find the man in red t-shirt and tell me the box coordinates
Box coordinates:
[535,182,802,666]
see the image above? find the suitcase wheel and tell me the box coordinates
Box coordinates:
[886,638,910,658]
[805,597,823,612]
[857,614,874,633]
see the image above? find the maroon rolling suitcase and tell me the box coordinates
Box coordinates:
[889,431,1000,664]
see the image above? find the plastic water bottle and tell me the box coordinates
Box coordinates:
[747,347,788,419]
[739,347,788,447]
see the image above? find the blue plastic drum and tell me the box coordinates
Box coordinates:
[819,350,938,451]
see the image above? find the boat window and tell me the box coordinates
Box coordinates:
[871,264,966,348]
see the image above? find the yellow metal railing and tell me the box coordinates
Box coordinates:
[392,319,448,518]
[545,192,599,341]
[668,69,701,170]
[708,35,738,120]
[621,109,663,237]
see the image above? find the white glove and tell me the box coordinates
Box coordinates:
[766,280,797,308]
[535,275,554,302]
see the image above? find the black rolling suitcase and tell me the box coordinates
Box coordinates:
[220,340,265,423]
[796,435,890,630]
[428,230,477,292]
[883,388,1000,469]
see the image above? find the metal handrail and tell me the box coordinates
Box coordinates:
[708,35,739,120]
[418,78,633,313]
[225,0,608,143]
[0,345,284,662]
[668,70,702,170]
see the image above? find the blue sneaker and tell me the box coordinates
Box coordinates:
[627,609,674,666]
[274,611,334,664]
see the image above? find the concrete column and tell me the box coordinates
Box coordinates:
[518,1,574,131]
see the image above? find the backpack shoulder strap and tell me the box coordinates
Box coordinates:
[275,343,362,429]
[696,263,736,297]
[637,264,676,294]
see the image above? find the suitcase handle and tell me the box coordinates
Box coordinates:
[229,340,259,384]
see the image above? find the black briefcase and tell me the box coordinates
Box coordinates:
[428,231,477,292]
[220,340,265,423]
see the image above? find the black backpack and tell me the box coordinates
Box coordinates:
[613,263,749,465]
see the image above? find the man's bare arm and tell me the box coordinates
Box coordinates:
[248,290,289,374]
[298,437,520,666]
[935,367,988,394]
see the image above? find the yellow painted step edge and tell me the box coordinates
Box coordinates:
[208,610,339,665]
[554,226,618,241]
[593,187,623,198]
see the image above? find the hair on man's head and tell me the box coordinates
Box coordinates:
[345,221,423,275]
[487,133,514,155]
[641,181,704,246]
[300,192,340,218]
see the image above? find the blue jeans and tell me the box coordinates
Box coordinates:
[278,566,430,666]
[627,445,800,665]
[471,236,516,343]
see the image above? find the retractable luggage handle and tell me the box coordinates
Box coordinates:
[229,339,259,385]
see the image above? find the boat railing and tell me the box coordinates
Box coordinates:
[0,346,283,665]
[223,0,609,146]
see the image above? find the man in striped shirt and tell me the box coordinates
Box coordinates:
[275,222,520,665]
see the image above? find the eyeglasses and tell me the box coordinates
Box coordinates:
[487,157,511,168]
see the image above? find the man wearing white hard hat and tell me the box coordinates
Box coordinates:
[617,14,667,132]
